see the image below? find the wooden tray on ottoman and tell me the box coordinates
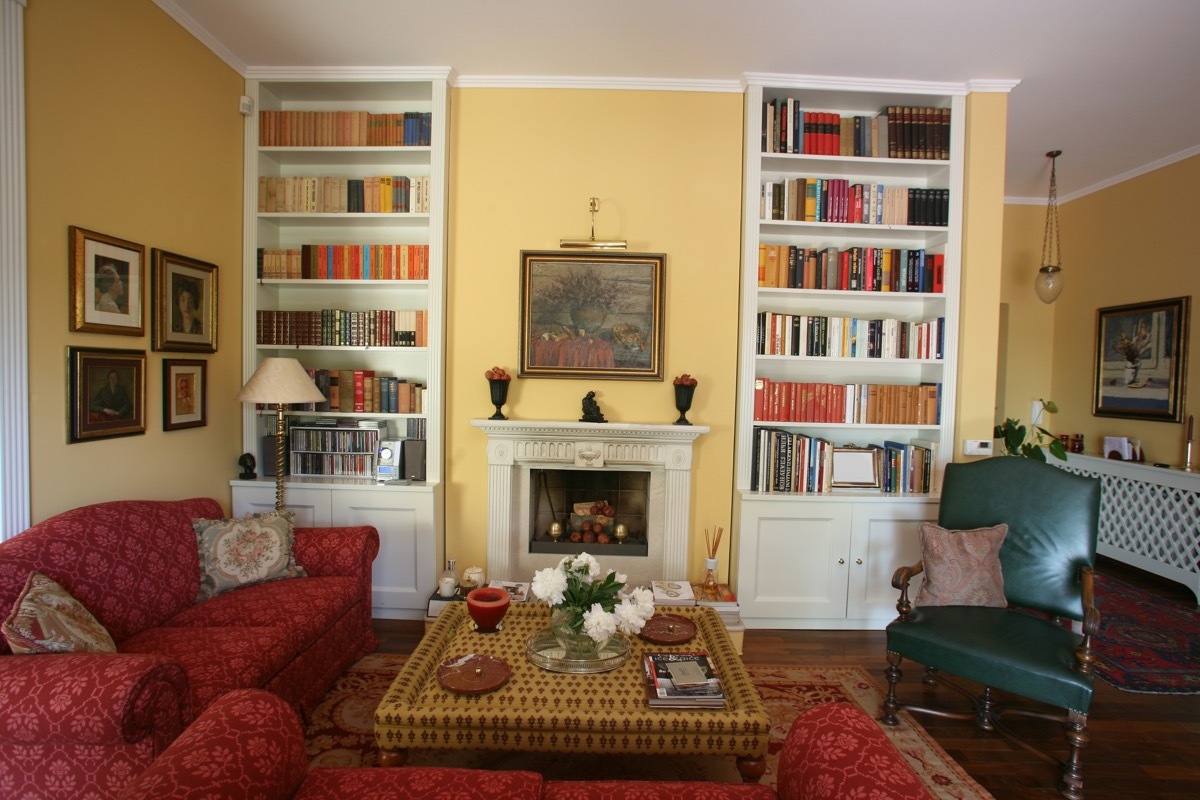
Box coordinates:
[374,603,770,782]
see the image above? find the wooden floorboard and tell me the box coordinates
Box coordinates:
[371,557,1200,799]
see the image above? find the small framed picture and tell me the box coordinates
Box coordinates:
[152,249,218,353]
[69,226,145,335]
[831,447,881,488]
[68,347,146,443]
[1093,296,1190,422]
[163,359,207,431]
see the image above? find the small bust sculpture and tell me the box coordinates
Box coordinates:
[579,391,607,423]
[237,452,257,480]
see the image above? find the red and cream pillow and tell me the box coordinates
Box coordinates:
[192,511,307,602]
[914,521,1008,608]
[1,571,116,654]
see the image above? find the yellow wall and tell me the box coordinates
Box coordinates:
[444,88,745,577]
[998,203,1055,425]
[25,0,244,521]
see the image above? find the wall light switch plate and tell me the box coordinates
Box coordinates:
[964,439,993,456]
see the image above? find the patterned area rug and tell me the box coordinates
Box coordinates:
[1094,572,1200,694]
[306,654,992,799]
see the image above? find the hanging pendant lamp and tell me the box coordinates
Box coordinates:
[1035,150,1064,304]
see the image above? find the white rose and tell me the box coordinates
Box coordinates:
[582,603,617,643]
[531,566,568,606]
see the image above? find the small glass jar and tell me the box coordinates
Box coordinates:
[438,558,458,598]
[701,557,720,598]
[1070,434,1085,454]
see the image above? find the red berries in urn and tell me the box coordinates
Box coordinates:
[485,366,512,381]
[673,373,698,386]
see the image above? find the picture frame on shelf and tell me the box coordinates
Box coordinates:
[831,447,881,489]
[152,249,218,353]
[519,250,664,380]
[68,347,146,443]
[69,226,145,336]
[1093,296,1189,422]
[163,358,207,431]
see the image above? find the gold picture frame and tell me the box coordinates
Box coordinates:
[69,226,145,336]
[163,358,207,431]
[68,346,146,443]
[152,249,218,353]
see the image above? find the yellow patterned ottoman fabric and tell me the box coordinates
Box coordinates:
[375,604,769,759]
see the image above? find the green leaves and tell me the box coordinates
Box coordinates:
[993,399,1067,462]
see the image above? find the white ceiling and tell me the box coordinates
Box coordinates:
[157,0,1200,203]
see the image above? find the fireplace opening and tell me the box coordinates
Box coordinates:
[528,468,649,557]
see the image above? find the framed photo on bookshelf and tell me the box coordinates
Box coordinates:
[152,249,218,353]
[163,359,207,431]
[831,447,881,488]
[519,250,664,380]
[68,347,146,443]
[1093,296,1190,422]
[69,226,145,336]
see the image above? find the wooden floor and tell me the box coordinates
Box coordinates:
[372,558,1200,800]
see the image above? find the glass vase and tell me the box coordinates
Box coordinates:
[550,607,608,659]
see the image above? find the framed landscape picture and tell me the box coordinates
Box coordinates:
[519,250,664,380]
[163,358,207,431]
[152,249,218,353]
[68,347,146,443]
[69,226,145,336]
[1093,296,1190,422]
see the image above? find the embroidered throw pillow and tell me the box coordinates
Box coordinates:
[914,521,1008,607]
[193,511,307,602]
[2,571,117,654]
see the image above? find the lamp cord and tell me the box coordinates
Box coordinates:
[1041,150,1062,267]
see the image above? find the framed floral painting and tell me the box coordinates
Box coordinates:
[1093,296,1189,422]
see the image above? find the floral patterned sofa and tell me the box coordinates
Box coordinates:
[119,689,933,800]
[0,498,379,799]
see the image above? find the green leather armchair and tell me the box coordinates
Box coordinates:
[882,457,1101,800]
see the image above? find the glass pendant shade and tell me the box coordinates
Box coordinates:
[1037,150,1064,304]
[1035,264,1063,303]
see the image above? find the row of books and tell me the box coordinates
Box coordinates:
[289,369,427,415]
[762,179,949,227]
[644,652,725,708]
[650,581,739,608]
[762,102,950,160]
[758,244,945,294]
[753,380,941,425]
[256,244,430,281]
[258,110,432,147]
[756,312,944,360]
[256,309,428,348]
[751,428,938,494]
[257,175,430,214]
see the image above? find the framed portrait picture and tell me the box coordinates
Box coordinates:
[831,447,882,488]
[152,249,218,352]
[519,250,665,380]
[68,347,146,443]
[1093,296,1190,422]
[69,226,145,335]
[163,359,207,431]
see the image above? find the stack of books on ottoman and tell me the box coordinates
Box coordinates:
[692,582,745,652]
[643,651,726,708]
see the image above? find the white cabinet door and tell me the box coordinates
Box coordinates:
[231,482,332,526]
[846,499,934,622]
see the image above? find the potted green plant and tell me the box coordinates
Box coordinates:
[993,400,1067,461]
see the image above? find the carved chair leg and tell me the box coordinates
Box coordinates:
[1059,709,1088,800]
[882,651,903,725]
[976,687,997,732]
[921,666,938,686]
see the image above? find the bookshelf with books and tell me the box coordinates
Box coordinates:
[735,76,965,630]
[232,72,449,620]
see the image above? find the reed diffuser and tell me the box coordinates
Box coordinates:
[701,525,724,599]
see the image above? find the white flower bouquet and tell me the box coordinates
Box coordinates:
[531,553,655,645]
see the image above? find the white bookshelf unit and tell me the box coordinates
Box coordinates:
[232,71,449,619]
[735,75,967,629]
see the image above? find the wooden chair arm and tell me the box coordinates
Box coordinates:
[891,561,924,621]
[1075,565,1101,674]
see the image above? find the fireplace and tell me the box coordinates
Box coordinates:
[470,419,709,589]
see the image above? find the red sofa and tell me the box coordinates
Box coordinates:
[119,689,933,800]
[0,498,379,800]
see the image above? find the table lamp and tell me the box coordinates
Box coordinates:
[236,357,326,511]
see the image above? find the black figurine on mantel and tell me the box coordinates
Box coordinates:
[237,452,257,480]
[579,391,607,423]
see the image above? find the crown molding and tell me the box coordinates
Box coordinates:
[743,72,974,96]
[153,0,246,75]
[1006,142,1200,205]
[451,74,741,92]
[245,66,453,82]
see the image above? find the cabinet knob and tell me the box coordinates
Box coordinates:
[837,558,845,565]
[855,558,863,565]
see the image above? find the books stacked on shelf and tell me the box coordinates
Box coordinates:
[750,429,834,493]
[690,582,745,648]
[757,244,944,293]
[404,417,427,440]
[761,179,948,227]
[878,439,938,494]
[755,312,944,360]
[255,244,430,281]
[288,419,387,479]
[287,369,426,415]
[257,175,430,214]
[258,110,432,147]
[486,581,531,603]
[643,652,726,709]
[752,381,941,425]
[761,101,949,161]
[257,309,428,348]
[651,580,696,606]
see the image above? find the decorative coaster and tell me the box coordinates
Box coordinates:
[436,653,511,695]
[639,613,698,645]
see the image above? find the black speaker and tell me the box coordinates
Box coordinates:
[403,438,426,482]
[260,435,288,477]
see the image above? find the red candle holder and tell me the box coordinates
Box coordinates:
[466,587,510,633]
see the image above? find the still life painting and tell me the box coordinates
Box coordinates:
[1093,297,1189,422]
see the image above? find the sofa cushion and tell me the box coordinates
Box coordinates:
[192,511,307,602]
[164,576,359,652]
[914,522,1008,608]
[297,767,544,800]
[2,571,116,654]
[120,625,293,712]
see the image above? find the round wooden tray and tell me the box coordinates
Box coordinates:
[436,653,511,695]
[639,613,698,645]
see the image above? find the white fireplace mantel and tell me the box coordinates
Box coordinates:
[470,419,709,586]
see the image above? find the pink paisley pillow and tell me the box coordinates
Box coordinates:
[1,571,117,654]
[914,522,1008,607]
